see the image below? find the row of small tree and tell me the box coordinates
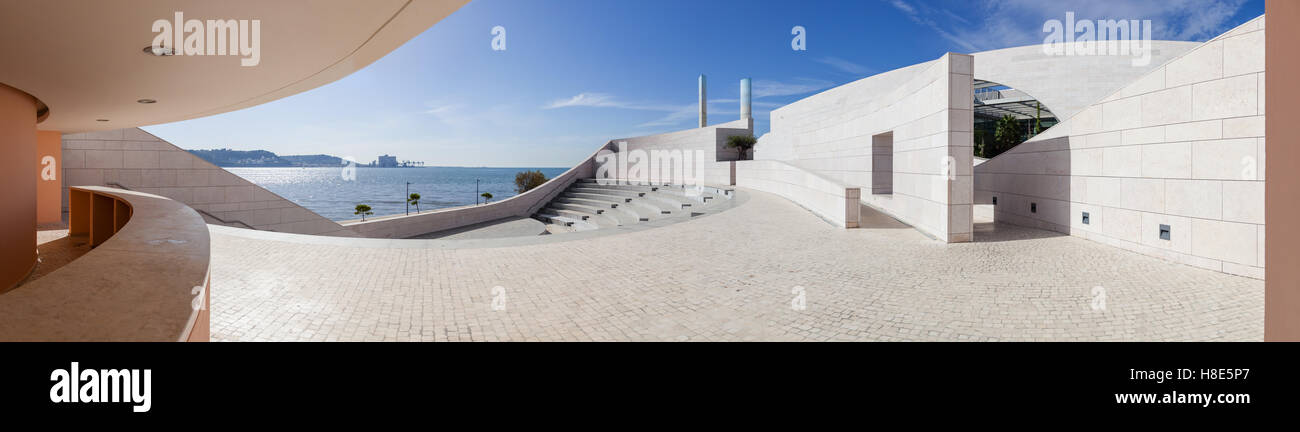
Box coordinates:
[351,170,549,221]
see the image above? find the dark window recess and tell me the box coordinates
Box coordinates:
[1159,224,1171,240]
[1030,202,1037,213]
[1082,212,1090,225]
[992,196,997,205]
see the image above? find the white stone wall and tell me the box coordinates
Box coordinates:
[733,160,861,228]
[607,118,753,186]
[974,16,1266,279]
[757,53,974,242]
[971,41,1199,121]
[61,128,356,237]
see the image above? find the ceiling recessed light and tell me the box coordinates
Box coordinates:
[96,119,109,122]
[142,45,175,56]
[137,99,156,104]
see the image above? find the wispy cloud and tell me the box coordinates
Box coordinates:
[815,57,874,76]
[751,78,833,98]
[545,77,826,130]
[423,100,518,129]
[885,0,978,51]
[889,0,915,15]
[884,0,1253,52]
[543,92,621,109]
[542,92,687,113]
[635,104,698,128]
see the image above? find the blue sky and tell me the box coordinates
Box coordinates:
[143,0,1264,168]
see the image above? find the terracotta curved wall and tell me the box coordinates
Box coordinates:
[0,83,37,290]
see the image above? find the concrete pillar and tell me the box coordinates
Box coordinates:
[740,77,752,120]
[1266,1,1299,341]
[0,83,38,291]
[698,74,707,128]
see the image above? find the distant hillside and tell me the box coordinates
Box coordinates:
[188,148,342,167]
[280,154,344,166]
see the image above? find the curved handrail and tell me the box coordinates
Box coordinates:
[0,186,211,341]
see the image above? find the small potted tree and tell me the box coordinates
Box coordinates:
[408,193,421,213]
[354,204,373,221]
[725,134,757,160]
[480,192,493,204]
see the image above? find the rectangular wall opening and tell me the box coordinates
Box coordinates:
[871,131,893,195]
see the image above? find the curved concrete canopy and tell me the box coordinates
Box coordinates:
[0,0,467,133]
[971,40,1200,121]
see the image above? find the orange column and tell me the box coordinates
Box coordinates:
[1266,1,1300,341]
[36,130,61,224]
[0,83,38,291]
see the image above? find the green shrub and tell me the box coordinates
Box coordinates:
[725,135,758,160]
[354,204,373,221]
[514,170,548,194]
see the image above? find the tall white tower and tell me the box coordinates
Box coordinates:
[740,77,752,121]
[698,74,707,128]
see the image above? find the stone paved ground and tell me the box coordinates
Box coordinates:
[210,189,1263,341]
[12,226,90,294]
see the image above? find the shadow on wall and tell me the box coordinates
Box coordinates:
[858,203,910,230]
[973,135,1073,242]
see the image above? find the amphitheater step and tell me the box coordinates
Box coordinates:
[575,183,660,193]
[547,208,590,221]
[555,197,619,209]
[534,213,598,231]
[548,201,606,214]
[569,186,645,198]
[564,192,633,203]
[530,178,734,234]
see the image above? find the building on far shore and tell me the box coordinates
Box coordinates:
[367,154,424,167]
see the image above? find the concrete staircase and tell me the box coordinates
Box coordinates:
[533,179,733,232]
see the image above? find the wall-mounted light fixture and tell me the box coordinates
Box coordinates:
[143,45,175,56]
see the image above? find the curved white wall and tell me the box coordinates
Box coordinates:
[974,16,1267,279]
[756,53,974,242]
[971,41,1199,121]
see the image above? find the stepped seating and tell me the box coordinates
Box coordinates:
[532,178,731,233]
[534,212,598,231]
[544,207,621,228]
